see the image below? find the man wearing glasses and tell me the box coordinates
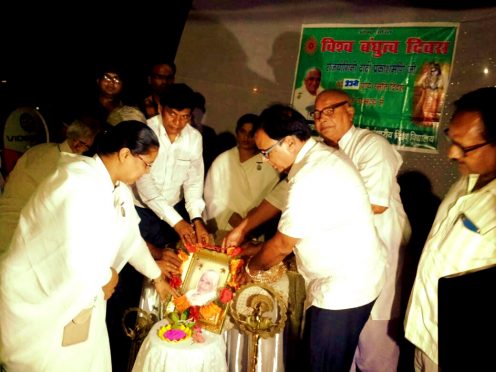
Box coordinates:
[405,87,496,371]
[134,83,210,253]
[239,104,386,371]
[314,89,410,372]
[224,89,409,372]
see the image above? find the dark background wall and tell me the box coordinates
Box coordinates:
[0,1,192,140]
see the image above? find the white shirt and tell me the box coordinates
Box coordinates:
[0,153,160,370]
[404,175,496,364]
[204,147,279,231]
[339,126,410,319]
[278,138,386,310]
[0,140,73,256]
[134,115,206,226]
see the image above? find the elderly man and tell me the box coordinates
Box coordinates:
[404,87,496,371]
[242,104,386,371]
[313,89,410,372]
[293,67,323,119]
[0,117,100,256]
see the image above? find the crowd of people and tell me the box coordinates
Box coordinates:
[0,56,494,372]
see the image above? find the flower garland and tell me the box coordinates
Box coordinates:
[165,242,245,343]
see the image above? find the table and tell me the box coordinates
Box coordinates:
[132,319,227,372]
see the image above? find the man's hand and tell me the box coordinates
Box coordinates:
[222,224,247,248]
[153,275,180,301]
[102,267,119,300]
[228,212,243,228]
[174,219,196,246]
[156,249,182,278]
[239,240,263,258]
[192,219,211,245]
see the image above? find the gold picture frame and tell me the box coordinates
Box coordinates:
[177,248,232,333]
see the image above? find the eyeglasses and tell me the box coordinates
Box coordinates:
[165,107,191,122]
[310,100,348,120]
[137,155,153,169]
[260,137,285,159]
[103,74,121,83]
[78,139,91,150]
[443,128,493,157]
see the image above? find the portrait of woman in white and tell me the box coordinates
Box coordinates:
[185,269,220,306]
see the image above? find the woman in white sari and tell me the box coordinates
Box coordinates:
[204,114,279,240]
[0,121,177,372]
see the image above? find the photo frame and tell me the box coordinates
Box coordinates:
[177,248,232,333]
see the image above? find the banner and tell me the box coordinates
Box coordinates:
[291,23,458,152]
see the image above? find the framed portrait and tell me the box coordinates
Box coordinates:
[178,248,231,333]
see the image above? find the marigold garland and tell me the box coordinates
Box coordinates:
[199,302,222,321]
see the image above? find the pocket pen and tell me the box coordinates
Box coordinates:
[460,213,480,233]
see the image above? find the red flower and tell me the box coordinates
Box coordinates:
[304,36,318,55]
[226,247,243,257]
[219,287,234,304]
[169,275,182,289]
[184,242,198,253]
[189,306,200,321]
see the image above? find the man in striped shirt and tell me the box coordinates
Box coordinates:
[404,87,496,371]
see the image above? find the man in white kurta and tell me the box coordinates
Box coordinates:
[204,146,279,232]
[339,126,410,371]
[0,153,162,372]
[405,87,496,371]
[313,89,410,372]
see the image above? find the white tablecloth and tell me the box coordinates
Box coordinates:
[132,320,227,372]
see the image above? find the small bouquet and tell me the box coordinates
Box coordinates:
[157,309,203,343]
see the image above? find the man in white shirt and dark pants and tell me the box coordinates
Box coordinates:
[134,83,210,252]
[242,104,386,371]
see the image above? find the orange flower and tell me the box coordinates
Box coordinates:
[173,295,191,313]
[178,250,189,262]
[230,258,245,276]
[199,302,222,321]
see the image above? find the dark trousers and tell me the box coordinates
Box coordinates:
[302,301,375,372]
[135,201,189,249]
